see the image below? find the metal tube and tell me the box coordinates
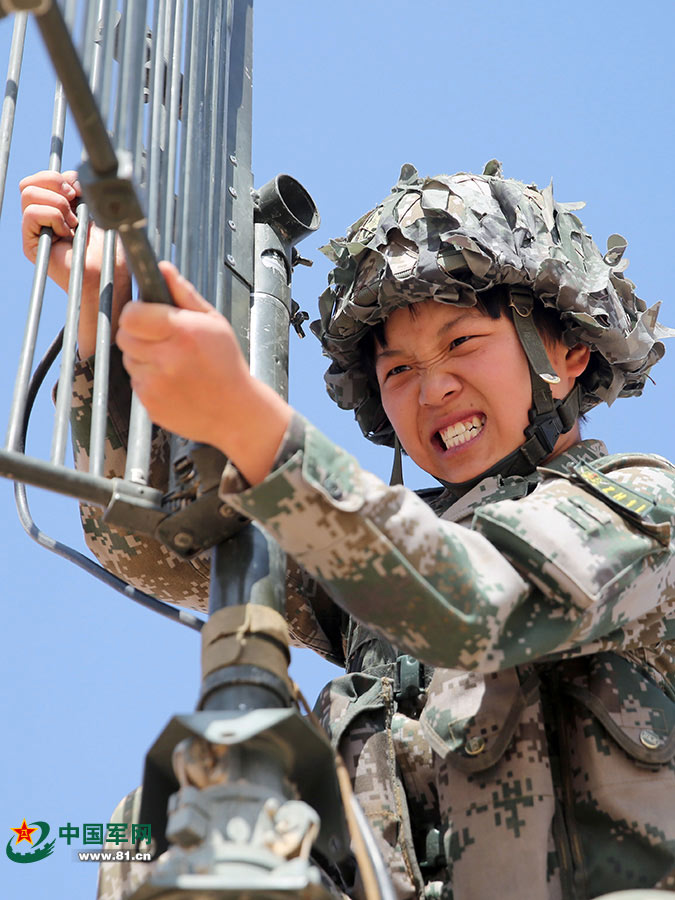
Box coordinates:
[214,0,253,351]
[115,0,147,163]
[191,0,208,289]
[213,0,234,316]
[88,1,118,477]
[5,41,68,453]
[6,234,55,453]
[122,0,157,484]
[80,0,99,83]
[154,0,171,261]
[51,200,89,466]
[16,475,203,633]
[123,395,154,485]
[0,447,116,507]
[198,0,215,299]
[93,0,117,121]
[36,4,118,175]
[179,0,209,288]
[108,0,160,484]
[174,0,192,273]
[88,228,117,476]
[161,0,183,262]
[204,0,223,303]
[0,13,27,218]
[132,6,148,189]
[146,0,166,252]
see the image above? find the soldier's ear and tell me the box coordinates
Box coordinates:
[550,342,591,401]
[564,344,591,380]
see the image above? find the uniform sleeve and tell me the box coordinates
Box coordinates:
[70,360,347,661]
[70,349,211,611]
[218,417,675,673]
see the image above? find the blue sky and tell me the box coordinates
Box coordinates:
[1,2,673,897]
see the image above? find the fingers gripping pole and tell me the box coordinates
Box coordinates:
[25,0,172,305]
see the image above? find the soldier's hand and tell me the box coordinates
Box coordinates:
[20,169,131,358]
[117,261,291,485]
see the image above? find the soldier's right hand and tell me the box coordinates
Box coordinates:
[20,169,132,358]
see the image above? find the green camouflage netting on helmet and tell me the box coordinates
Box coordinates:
[311,161,674,447]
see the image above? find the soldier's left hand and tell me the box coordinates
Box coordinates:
[116,261,291,484]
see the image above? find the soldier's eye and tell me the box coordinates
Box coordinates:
[386,364,410,379]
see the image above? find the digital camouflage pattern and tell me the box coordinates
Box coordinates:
[218,416,675,898]
[70,350,344,650]
[97,787,149,900]
[71,349,211,610]
[75,342,675,898]
[311,162,675,446]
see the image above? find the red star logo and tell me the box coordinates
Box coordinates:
[10,819,37,846]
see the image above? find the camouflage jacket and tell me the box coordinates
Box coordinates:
[72,354,675,900]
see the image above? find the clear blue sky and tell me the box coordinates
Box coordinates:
[1,2,673,897]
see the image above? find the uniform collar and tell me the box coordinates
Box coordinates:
[434,439,608,523]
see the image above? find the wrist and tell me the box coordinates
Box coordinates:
[213,375,292,485]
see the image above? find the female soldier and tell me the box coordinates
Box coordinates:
[21,162,675,899]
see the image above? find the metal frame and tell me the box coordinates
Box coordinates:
[0,4,391,897]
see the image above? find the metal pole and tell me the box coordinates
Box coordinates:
[5,20,68,453]
[160,0,183,262]
[89,0,120,477]
[50,199,88,465]
[0,13,26,217]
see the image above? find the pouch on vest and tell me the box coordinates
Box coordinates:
[419,666,540,773]
[559,651,675,767]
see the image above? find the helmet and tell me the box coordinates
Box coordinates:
[311,161,672,475]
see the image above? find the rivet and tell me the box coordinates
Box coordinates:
[228,186,238,198]
[226,254,235,265]
[639,729,663,750]
[228,219,236,230]
[465,736,486,756]
[229,154,237,165]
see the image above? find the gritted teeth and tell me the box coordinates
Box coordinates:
[438,415,485,450]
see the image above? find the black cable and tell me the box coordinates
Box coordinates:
[13,328,204,633]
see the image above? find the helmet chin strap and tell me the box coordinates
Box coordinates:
[389,435,404,486]
[389,287,582,492]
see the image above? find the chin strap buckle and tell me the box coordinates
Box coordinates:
[524,405,564,457]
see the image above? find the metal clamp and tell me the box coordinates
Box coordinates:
[394,654,427,718]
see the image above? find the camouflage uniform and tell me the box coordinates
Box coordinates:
[77,164,675,899]
[75,357,675,898]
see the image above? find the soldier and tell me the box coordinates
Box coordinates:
[20,162,675,899]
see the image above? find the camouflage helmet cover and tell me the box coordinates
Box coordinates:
[311,162,673,447]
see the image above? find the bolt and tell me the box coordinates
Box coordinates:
[228,219,236,230]
[226,254,235,266]
[228,186,238,198]
[229,154,237,165]
[174,531,194,550]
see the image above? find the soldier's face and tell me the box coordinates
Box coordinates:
[374,300,583,484]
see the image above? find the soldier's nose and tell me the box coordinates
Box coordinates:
[419,369,460,406]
